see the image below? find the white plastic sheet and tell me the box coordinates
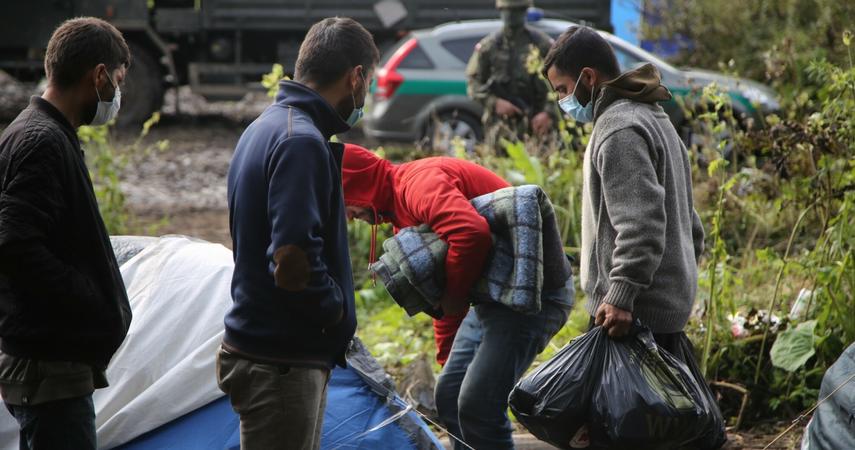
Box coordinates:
[0,236,234,449]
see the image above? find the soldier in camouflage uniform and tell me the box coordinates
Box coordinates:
[466,0,555,154]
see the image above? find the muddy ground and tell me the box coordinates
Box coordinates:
[0,85,806,450]
[117,87,376,247]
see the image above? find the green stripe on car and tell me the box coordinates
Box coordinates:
[396,79,467,96]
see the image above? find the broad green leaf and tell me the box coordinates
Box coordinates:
[503,139,543,185]
[770,320,817,372]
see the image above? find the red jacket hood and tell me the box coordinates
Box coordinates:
[342,143,511,312]
[342,144,397,218]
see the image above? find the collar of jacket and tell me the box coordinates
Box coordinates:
[30,96,80,149]
[592,63,673,123]
[274,80,351,140]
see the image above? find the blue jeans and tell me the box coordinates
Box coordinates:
[6,395,96,450]
[435,279,573,450]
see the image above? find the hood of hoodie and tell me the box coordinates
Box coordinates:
[593,63,672,122]
[341,144,397,219]
[341,144,399,272]
[275,80,351,139]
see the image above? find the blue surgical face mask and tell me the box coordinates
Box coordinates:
[346,105,363,127]
[346,72,368,127]
[558,73,594,123]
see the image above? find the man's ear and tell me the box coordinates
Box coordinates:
[92,63,107,86]
[580,68,593,91]
[350,65,364,89]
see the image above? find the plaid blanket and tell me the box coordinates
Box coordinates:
[370,185,571,316]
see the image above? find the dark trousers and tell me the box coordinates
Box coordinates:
[6,395,96,450]
[435,288,572,450]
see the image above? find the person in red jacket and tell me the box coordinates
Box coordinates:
[341,144,573,449]
[341,143,509,365]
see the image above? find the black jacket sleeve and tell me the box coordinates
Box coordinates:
[0,138,104,311]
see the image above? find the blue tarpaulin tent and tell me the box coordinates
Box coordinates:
[119,351,441,450]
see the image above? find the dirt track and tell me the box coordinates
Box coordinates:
[120,87,370,247]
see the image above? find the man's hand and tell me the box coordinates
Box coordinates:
[439,293,467,317]
[495,98,522,117]
[595,303,633,337]
[531,111,553,136]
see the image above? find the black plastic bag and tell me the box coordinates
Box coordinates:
[509,328,604,448]
[509,325,726,449]
[588,327,726,449]
[674,334,727,450]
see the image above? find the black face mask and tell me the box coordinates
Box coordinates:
[501,8,527,30]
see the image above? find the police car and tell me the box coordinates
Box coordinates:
[363,14,779,153]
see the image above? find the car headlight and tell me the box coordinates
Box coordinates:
[741,86,780,111]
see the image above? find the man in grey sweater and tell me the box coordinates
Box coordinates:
[542,26,705,349]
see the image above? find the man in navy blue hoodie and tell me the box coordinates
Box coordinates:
[219,17,378,450]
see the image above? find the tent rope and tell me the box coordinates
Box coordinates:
[327,396,476,450]
[410,407,477,450]
[328,404,414,449]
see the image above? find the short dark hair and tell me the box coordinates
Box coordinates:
[44,17,131,89]
[542,26,620,80]
[294,17,379,87]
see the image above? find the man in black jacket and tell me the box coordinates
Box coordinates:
[0,17,133,450]
[220,17,378,450]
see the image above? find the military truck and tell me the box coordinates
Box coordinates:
[0,0,610,125]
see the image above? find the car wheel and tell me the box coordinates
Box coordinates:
[117,42,165,128]
[426,110,483,156]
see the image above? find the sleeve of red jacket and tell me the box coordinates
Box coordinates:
[404,173,493,302]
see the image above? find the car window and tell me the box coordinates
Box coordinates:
[614,48,646,72]
[441,36,485,64]
[380,38,409,66]
[398,43,435,70]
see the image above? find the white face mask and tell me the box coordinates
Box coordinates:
[90,70,121,126]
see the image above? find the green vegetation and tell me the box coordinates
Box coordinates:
[80,114,168,234]
[687,47,855,424]
[262,63,287,98]
[641,0,853,97]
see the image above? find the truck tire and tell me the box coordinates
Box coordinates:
[118,43,164,127]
